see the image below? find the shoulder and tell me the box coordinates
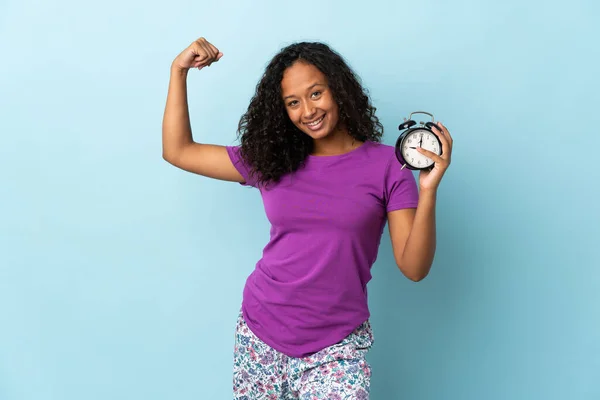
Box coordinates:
[366,142,419,208]
[362,141,399,169]
[225,145,262,188]
[364,141,416,185]
[354,140,415,185]
[363,140,395,156]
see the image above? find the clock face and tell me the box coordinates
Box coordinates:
[400,128,442,168]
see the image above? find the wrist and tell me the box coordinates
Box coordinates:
[170,63,189,77]
[418,187,438,203]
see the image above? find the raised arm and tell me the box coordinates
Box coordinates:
[162,37,245,183]
[388,122,453,281]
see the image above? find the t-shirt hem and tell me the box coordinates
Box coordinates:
[241,307,366,359]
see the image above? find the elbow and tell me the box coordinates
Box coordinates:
[162,148,178,165]
[162,141,189,166]
[396,262,430,282]
[407,272,429,282]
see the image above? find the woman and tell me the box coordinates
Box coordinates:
[162,37,453,399]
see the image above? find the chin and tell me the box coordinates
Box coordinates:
[303,128,334,140]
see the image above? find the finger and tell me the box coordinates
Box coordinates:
[199,38,218,61]
[192,43,209,62]
[192,51,208,69]
[430,125,451,156]
[417,147,450,167]
[438,121,453,144]
[194,38,212,55]
[204,45,219,67]
[197,40,214,61]
[204,42,218,60]
[207,42,221,61]
[201,42,219,68]
[431,123,445,138]
[191,38,206,53]
[196,37,210,50]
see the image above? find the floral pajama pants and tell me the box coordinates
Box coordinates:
[233,311,374,399]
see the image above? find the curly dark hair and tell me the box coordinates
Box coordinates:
[237,41,383,186]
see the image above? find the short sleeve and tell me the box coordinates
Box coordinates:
[384,156,419,212]
[226,145,259,188]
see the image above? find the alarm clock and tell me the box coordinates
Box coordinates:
[395,111,443,170]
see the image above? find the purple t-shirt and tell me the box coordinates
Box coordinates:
[226,140,419,357]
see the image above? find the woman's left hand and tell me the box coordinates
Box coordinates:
[417,121,453,192]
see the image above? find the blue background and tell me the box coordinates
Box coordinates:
[1,0,599,399]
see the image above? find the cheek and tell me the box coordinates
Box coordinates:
[322,95,339,117]
[285,108,300,124]
[327,102,340,124]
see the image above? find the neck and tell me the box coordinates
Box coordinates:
[311,127,360,156]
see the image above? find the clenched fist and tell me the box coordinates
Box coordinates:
[172,37,223,71]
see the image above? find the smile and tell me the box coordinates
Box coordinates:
[303,115,325,127]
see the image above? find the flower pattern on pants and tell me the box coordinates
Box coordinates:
[233,311,373,399]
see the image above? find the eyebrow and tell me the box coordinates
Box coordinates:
[283,83,326,100]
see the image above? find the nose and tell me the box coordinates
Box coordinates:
[302,102,316,120]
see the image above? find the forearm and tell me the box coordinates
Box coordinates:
[162,65,194,161]
[399,189,437,281]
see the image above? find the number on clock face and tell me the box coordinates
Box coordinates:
[401,129,441,167]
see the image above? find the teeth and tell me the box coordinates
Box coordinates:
[306,116,324,126]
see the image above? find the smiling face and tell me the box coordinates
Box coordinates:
[280,61,342,140]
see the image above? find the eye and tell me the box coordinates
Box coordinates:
[311,91,322,99]
[287,100,298,107]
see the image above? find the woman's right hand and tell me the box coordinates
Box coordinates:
[172,37,223,71]
[164,37,244,184]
